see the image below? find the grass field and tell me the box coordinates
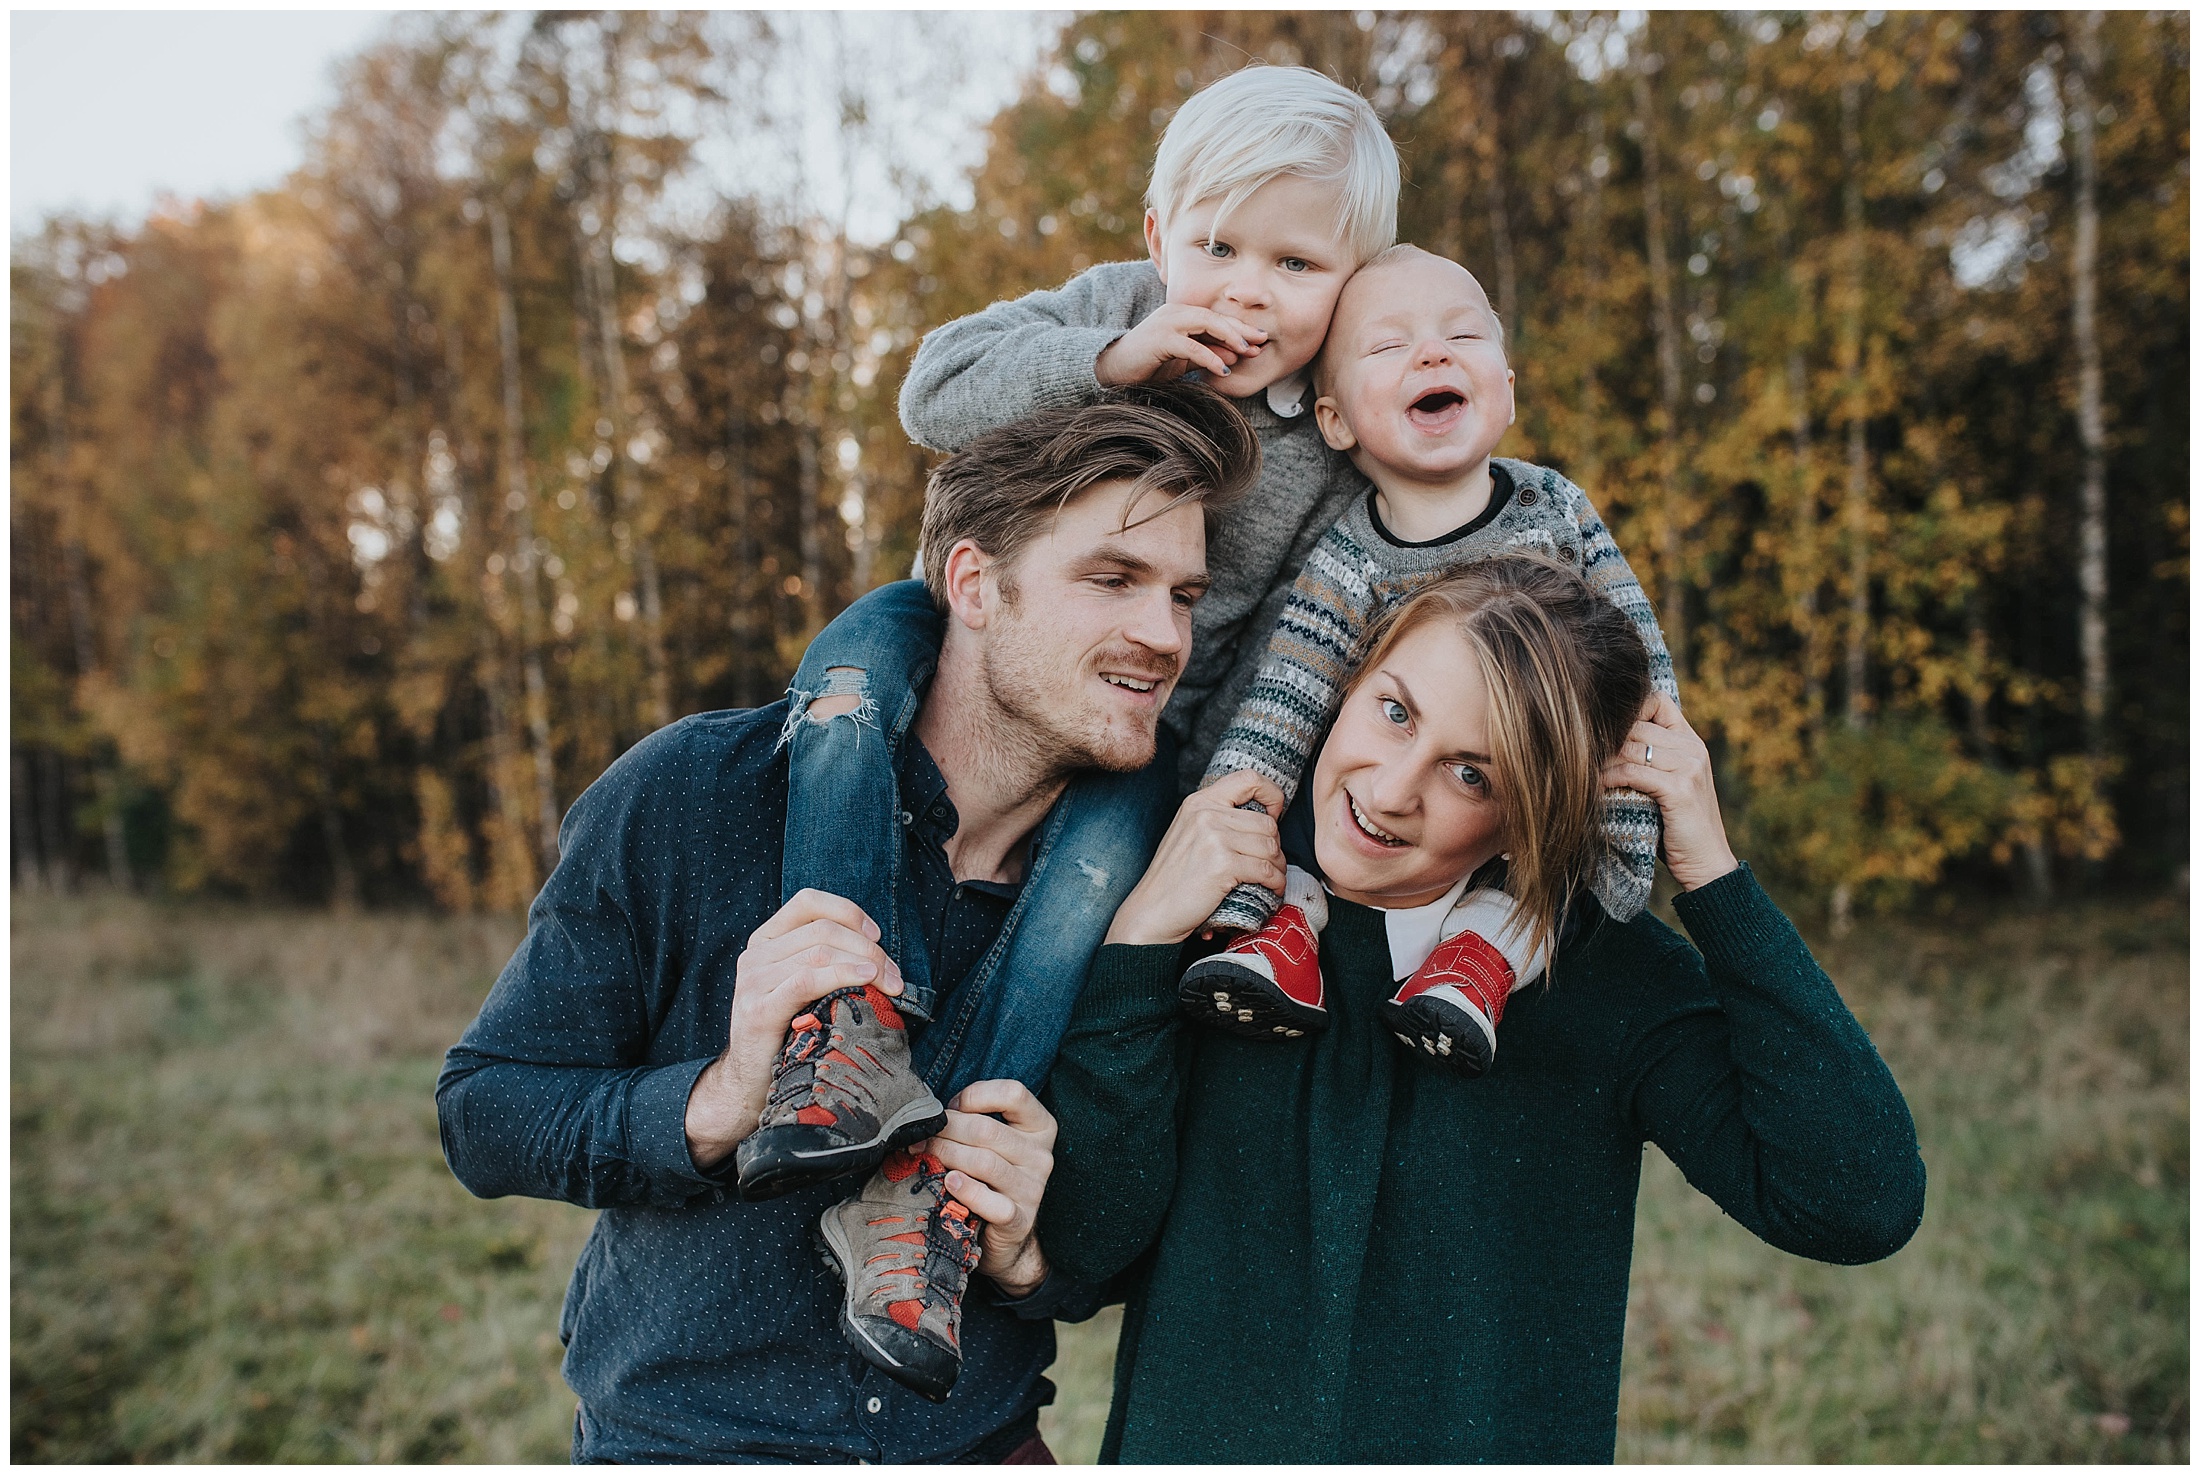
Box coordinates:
[11,889,2187,1462]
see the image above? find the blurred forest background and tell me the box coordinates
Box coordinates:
[10,9,2189,923]
[10,10,2188,1466]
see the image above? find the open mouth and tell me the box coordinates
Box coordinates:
[1100,673,1159,695]
[1406,388,1467,431]
[1346,791,1408,847]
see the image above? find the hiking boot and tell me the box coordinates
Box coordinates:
[735,985,946,1202]
[817,1146,984,1403]
[1381,928,1515,1076]
[1179,901,1327,1038]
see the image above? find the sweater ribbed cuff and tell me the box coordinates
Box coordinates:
[1669,864,1802,977]
[1080,943,1183,1020]
[626,1056,735,1191]
[1029,326,1131,408]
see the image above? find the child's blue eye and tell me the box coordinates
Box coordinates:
[1203,240,1233,259]
[1281,257,1311,273]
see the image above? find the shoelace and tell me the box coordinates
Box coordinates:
[762,987,886,1120]
[863,1152,982,1331]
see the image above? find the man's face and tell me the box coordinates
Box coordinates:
[972,482,1211,774]
[1145,172,1356,400]
[1314,252,1516,484]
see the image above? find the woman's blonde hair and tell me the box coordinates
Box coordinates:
[1347,555,1650,973]
[1147,64,1399,267]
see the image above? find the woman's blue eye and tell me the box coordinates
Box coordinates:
[1380,697,1408,726]
[1451,763,1488,792]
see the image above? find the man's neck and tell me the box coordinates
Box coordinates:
[1364,455,1497,543]
[911,655,1071,887]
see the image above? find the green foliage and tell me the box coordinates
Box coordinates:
[8,12,2189,907]
[1739,715,2017,911]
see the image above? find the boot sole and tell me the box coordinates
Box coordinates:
[815,1212,959,1402]
[1380,994,1495,1076]
[1178,954,1326,1038]
[735,1096,948,1203]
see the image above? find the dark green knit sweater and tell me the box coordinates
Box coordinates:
[1036,865,1925,1464]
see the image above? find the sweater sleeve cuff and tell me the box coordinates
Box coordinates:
[1669,863,1805,977]
[626,1056,735,1189]
[1080,943,1183,1020]
[1026,327,1128,409]
[988,1265,1103,1322]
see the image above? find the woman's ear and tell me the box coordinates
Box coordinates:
[1313,395,1358,452]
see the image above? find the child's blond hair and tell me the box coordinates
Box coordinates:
[1147,64,1399,267]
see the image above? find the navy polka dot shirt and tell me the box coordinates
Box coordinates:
[438,704,1093,1462]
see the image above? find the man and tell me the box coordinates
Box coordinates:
[436,384,1256,1462]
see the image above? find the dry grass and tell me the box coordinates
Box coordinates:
[11,891,2186,1462]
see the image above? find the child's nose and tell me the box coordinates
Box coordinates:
[1415,338,1454,367]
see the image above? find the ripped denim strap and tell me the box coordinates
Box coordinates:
[777,665,880,751]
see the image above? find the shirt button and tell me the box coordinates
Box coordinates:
[1562,544,1578,561]
[867,1397,882,1414]
[1519,485,1538,506]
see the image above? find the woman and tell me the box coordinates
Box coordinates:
[1034,556,1926,1463]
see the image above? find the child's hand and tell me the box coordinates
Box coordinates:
[1096,304,1268,386]
[1106,770,1287,946]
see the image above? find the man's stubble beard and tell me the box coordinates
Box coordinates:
[976,588,1172,780]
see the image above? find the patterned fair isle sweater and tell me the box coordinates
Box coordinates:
[1203,458,1680,921]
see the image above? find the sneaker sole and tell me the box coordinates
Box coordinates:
[1178,954,1325,1038]
[1380,993,1496,1076]
[735,1095,948,1203]
[815,1211,959,1403]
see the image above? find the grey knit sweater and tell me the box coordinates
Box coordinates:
[898,260,1364,788]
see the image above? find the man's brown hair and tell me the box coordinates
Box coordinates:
[918,382,1260,608]
[1348,554,1649,975]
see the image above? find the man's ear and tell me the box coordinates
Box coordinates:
[1143,208,1167,284]
[937,537,995,631]
[1313,395,1358,453]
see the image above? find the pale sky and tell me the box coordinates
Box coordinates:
[10,9,1063,239]
[11,10,392,231]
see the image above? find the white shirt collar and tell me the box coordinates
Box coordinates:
[1374,871,1478,981]
[1266,368,1312,418]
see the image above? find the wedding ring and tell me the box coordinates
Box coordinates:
[1645,743,1655,765]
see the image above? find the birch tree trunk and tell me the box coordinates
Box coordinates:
[2069,10,2110,763]
[1839,73,1872,733]
[1632,52,1688,676]
[488,198,565,873]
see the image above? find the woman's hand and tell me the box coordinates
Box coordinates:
[927,1080,1057,1298]
[1600,692,1739,892]
[1105,770,1288,946]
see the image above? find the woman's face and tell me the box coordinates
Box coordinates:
[1309,619,1509,911]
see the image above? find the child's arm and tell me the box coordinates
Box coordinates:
[898,261,1167,451]
[1530,464,1680,922]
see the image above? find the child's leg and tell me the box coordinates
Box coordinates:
[919,734,1180,1099]
[781,578,943,1011]
[1176,776,1333,1038]
[1383,889,1548,1076]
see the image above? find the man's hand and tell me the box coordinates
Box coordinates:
[1105,770,1288,946]
[683,889,903,1171]
[927,1080,1057,1298]
[1095,303,1268,387]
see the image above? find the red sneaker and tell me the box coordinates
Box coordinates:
[1177,904,1327,1038]
[1381,928,1514,1076]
